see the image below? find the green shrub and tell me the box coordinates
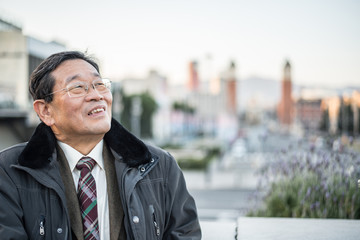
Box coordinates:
[177,146,221,170]
[177,158,208,170]
[248,149,360,219]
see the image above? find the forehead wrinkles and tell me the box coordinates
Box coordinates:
[52,59,100,86]
[65,72,101,84]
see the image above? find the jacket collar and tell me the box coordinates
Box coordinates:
[18,118,152,169]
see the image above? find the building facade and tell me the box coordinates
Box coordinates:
[0,16,66,149]
[296,98,323,131]
[0,17,65,112]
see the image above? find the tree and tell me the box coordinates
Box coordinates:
[140,92,158,138]
[319,109,330,132]
[120,92,158,138]
[338,101,354,135]
[172,101,196,136]
[172,101,195,114]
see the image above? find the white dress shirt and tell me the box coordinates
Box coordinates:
[58,140,110,240]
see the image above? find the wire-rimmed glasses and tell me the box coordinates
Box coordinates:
[45,78,112,98]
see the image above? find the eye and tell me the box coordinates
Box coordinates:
[93,81,108,91]
[69,83,85,89]
[68,83,86,94]
[99,79,111,89]
[94,82,105,87]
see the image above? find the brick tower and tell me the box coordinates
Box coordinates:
[227,61,237,114]
[277,60,293,125]
[187,61,199,92]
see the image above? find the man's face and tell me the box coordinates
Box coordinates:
[46,59,112,142]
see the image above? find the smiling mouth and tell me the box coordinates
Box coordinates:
[88,107,105,116]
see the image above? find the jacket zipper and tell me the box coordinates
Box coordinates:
[13,163,73,240]
[39,215,45,237]
[149,205,160,238]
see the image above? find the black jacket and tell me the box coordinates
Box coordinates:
[0,118,201,239]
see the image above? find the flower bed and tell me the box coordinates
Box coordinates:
[248,147,360,219]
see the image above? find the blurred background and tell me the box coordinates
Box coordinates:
[1,0,360,238]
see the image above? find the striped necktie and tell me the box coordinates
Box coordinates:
[76,157,100,240]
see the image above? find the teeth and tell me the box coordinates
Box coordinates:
[90,108,104,115]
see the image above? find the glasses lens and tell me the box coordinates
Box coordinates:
[67,83,87,97]
[95,79,111,92]
[66,79,111,97]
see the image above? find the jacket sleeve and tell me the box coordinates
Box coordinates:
[0,166,28,239]
[163,154,202,239]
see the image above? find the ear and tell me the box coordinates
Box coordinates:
[33,100,55,126]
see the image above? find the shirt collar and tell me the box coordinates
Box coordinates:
[57,140,105,172]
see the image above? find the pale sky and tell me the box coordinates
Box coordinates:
[1,0,359,88]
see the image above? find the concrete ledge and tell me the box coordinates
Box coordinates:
[236,217,360,240]
[200,220,236,240]
[200,217,360,240]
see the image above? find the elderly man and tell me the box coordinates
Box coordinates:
[0,51,201,240]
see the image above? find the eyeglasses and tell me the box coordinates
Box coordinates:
[45,78,112,98]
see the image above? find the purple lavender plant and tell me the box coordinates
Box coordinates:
[248,140,360,219]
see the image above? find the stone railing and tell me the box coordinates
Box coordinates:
[201,217,360,240]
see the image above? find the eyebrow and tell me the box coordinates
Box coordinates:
[65,72,101,84]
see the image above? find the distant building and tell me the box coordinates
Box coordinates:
[182,61,239,140]
[0,16,22,31]
[295,98,323,131]
[0,18,65,112]
[0,15,66,149]
[320,91,360,136]
[322,96,341,135]
[277,60,294,125]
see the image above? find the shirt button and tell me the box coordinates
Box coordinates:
[57,228,63,234]
[140,167,145,172]
[132,216,140,224]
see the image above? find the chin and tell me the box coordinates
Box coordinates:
[88,119,111,134]
[100,119,112,132]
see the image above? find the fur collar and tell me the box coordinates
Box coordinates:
[18,118,152,169]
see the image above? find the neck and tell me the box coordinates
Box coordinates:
[55,134,104,155]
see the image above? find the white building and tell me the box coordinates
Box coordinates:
[0,17,65,113]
